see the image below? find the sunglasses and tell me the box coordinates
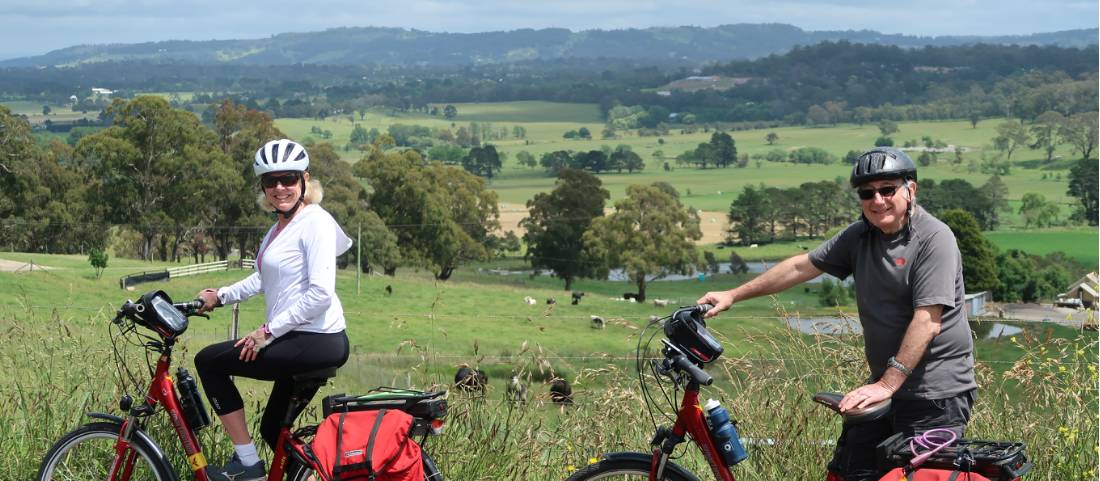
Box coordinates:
[260,172,301,189]
[856,184,904,200]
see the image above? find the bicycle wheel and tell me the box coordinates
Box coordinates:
[287,451,443,481]
[565,456,697,481]
[37,422,173,481]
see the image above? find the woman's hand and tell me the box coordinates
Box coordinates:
[197,288,220,313]
[234,326,272,362]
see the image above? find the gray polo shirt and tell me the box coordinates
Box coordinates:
[809,206,976,400]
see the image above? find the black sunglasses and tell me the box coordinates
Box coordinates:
[260,172,301,189]
[856,184,903,200]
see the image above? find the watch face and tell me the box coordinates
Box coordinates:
[150,294,188,333]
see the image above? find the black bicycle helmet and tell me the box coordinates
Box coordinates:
[850,147,917,188]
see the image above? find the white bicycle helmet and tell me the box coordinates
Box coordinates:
[253,139,309,176]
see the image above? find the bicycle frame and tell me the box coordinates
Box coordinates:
[105,341,318,481]
[649,379,736,481]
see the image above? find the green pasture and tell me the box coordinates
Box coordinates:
[986,228,1099,268]
[274,103,1082,222]
[0,100,99,124]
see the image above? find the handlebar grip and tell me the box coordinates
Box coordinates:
[672,355,713,386]
[696,303,715,315]
[174,299,205,313]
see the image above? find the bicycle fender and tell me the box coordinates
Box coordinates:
[84,412,182,481]
[601,452,703,481]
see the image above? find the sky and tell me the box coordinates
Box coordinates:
[1,0,1096,60]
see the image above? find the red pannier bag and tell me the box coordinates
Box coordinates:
[879,467,996,481]
[312,408,424,481]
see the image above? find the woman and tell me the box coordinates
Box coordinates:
[195,138,353,481]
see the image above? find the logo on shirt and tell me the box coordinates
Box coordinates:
[894,257,907,267]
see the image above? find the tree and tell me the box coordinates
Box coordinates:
[521,168,609,291]
[42,105,51,116]
[709,132,737,168]
[577,127,592,140]
[1067,156,1099,225]
[1018,193,1060,228]
[939,210,999,293]
[765,132,779,145]
[349,124,371,145]
[877,119,899,136]
[806,105,829,125]
[88,248,109,279]
[1029,111,1065,163]
[818,278,850,307]
[462,144,502,181]
[516,150,537,168]
[610,145,645,173]
[874,136,895,147]
[921,179,995,230]
[77,96,235,261]
[727,185,769,245]
[979,175,1010,230]
[443,104,457,119]
[992,120,1030,162]
[1059,112,1098,160]
[362,151,499,280]
[584,184,702,302]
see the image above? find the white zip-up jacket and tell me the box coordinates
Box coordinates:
[217,204,353,338]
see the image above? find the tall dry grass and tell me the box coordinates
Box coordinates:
[2,304,1095,481]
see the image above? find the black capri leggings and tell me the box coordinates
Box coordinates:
[195,330,349,449]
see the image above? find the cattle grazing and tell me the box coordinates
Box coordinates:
[384,285,393,296]
[546,297,556,305]
[549,378,573,405]
[523,296,537,305]
[571,291,585,305]
[652,298,669,307]
[622,293,638,301]
[454,366,488,394]
[506,375,528,404]
[590,315,605,329]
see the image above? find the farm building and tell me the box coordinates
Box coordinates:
[1061,272,1098,308]
[964,291,991,316]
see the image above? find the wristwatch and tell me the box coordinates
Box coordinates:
[887,356,913,376]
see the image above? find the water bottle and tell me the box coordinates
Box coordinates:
[704,399,748,466]
[176,367,211,431]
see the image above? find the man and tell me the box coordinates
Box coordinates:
[697,147,976,481]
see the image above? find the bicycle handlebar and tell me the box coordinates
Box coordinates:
[670,353,713,386]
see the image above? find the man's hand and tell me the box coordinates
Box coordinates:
[234,326,272,362]
[838,380,898,412]
[196,288,220,314]
[696,290,735,318]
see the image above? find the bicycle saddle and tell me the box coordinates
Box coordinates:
[292,366,339,382]
[813,391,892,425]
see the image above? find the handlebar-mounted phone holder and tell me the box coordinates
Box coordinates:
[133,290,190,339]
[663,305,723,365]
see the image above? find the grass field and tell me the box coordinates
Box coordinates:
[986,227,1099,268]
[272,103,1082,222]
[1,252,1096,480]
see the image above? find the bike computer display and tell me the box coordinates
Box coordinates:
[664,305,723,365]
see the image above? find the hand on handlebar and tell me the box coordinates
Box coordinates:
[695,290,734,318]
[196,288,220,314]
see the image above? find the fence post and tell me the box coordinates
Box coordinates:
[357,223,362,296]
[231,303,240,341]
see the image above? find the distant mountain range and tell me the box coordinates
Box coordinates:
[4,24,1096,68]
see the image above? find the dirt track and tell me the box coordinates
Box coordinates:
[0,258,52,272]
[497,209,728,245]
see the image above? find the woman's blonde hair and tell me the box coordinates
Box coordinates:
[257,178,324,212]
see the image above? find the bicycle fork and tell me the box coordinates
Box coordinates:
[648,386,736,481]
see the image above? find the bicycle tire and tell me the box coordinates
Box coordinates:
[565,456,697,481]
[287,451,444,481]
[37,422,174,481]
